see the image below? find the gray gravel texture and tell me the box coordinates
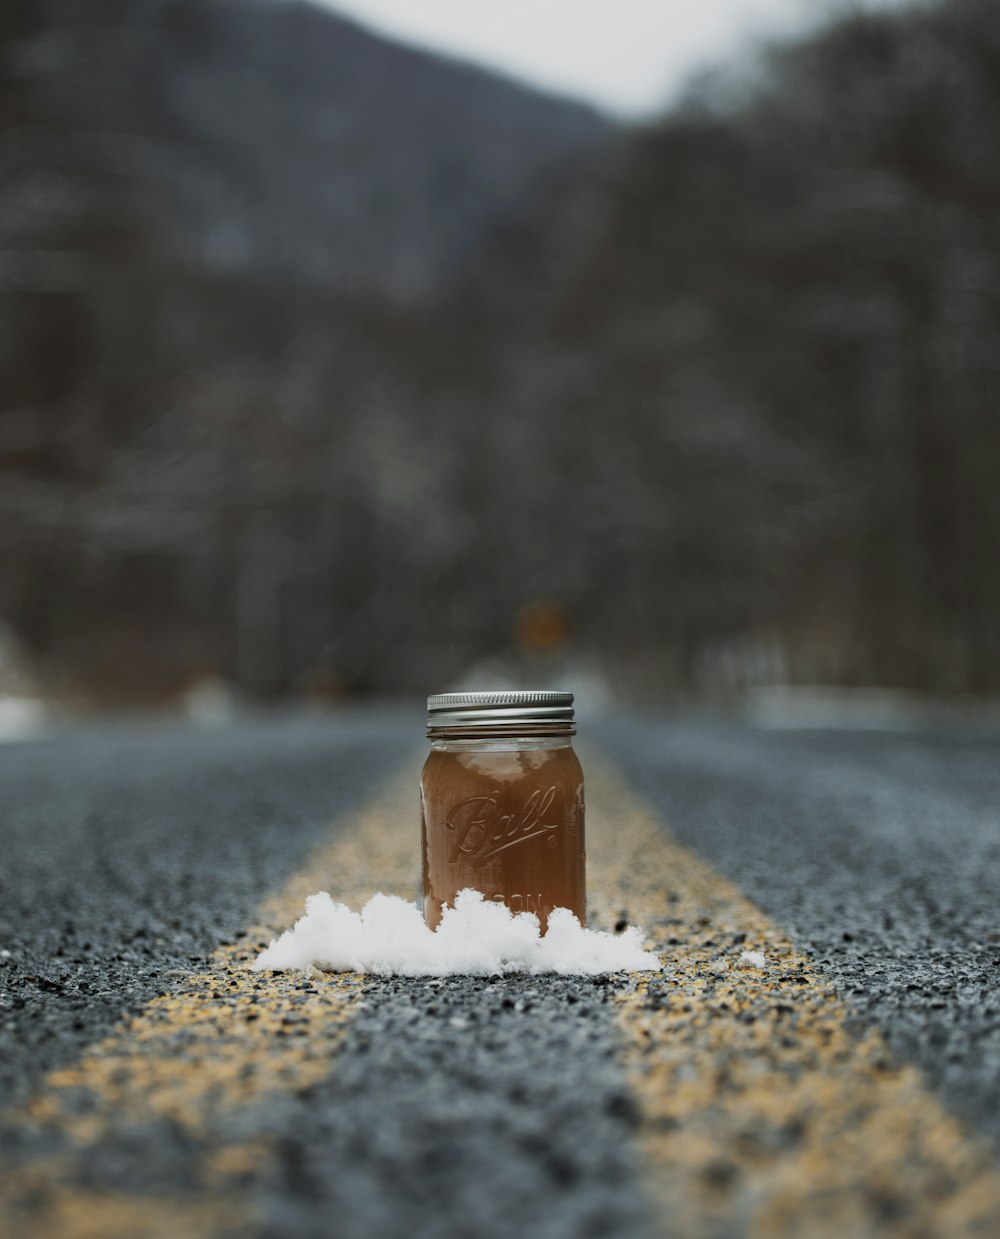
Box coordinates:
[0,707,414,1109]
[255,975,651,1239]
[4,706,999,1236]
[596,712,1000,1154]
[0,708,653,1239]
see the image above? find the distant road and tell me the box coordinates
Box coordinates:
[1,706,999,1236]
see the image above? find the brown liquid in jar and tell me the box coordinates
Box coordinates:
[421,741,585,932]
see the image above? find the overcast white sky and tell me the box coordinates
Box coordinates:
[319,0,910,117]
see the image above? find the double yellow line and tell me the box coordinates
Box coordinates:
[2,756,999,1238]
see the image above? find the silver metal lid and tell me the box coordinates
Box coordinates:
[427,690,574,732]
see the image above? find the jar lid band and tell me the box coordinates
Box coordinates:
[427,690,574,732]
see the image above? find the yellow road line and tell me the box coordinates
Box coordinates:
[582,754,1000,1238]
[0,763,422,1239]
[5,748,1000,1239]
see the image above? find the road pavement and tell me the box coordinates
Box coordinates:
[0,708,414,1108]
[598,712,1000,1150]
[1,705,998,1237]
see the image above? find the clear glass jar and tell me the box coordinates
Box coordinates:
[421,691,586,931]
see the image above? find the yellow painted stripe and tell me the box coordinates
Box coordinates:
[5,746,1000,1239]
[582,753,1000,1238]
[0,764,422,1239]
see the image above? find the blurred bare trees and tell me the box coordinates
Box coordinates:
[483,0,1000,696]
[2,0,999,702]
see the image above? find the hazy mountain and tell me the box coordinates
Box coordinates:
[6,0,998,703]
[11,0,610,298]
[0,0,616,699]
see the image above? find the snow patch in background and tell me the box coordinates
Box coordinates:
[0,625,46,742]
[253,888,662,977]
[0,697,46,742]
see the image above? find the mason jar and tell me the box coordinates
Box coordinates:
[421,691,586,932]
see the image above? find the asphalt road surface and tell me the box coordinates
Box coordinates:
[598,712,1000,1151]
[1,704,999,1238]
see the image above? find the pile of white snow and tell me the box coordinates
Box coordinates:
[253,888,661,978]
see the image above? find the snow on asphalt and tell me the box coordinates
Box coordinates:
[253,888,662,977]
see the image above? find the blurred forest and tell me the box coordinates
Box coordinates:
[2,0,999,704]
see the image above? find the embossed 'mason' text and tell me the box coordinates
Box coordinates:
[447,787,560,867]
